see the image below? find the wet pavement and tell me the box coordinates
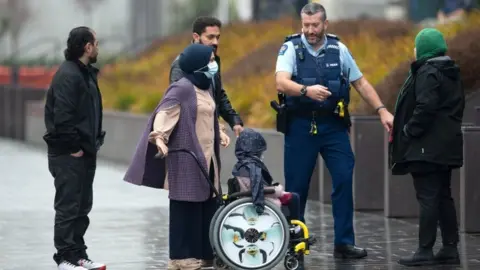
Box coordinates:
[1,138,480,270]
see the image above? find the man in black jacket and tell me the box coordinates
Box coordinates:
[43,27,106,270]
[169,16,244,136]
[390,28,464,267]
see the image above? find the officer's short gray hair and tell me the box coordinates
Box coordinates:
[301,2,327,21]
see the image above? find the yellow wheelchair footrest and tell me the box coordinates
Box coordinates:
[290,219,310,255]
[294,242,310,255]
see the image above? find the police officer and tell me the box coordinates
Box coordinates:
[275,3,394,259]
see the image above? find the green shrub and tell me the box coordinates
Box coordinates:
[114,93,137,112]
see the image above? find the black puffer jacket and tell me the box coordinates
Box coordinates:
[389,56,465,175]
[170,54,243,129]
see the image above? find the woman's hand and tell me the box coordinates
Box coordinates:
[155,147,167,159]
[220,130,230,147]
[155,138,168,158]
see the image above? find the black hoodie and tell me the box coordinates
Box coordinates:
[389,56,465,175]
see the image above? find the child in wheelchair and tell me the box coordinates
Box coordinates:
[228,128,311,269]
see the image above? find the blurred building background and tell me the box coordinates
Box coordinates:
[0,0,478,122]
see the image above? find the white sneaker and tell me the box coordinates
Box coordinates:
[58,261,88,270]
[77,259,107,270]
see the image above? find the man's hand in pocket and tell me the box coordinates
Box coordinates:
[71,150,84,157]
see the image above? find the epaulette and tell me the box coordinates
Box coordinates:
[326,33,340,41]
[284,33,301,42]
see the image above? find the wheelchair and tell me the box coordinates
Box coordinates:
[162,149,315,270]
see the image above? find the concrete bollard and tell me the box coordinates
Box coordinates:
[12,86,25,140]
[3,86,14,139]
[475,106,480,126]
[460,126,480,233]
[350,116,385,211]
[0,86,5,137]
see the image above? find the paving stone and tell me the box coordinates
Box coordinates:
[1,139,480,270]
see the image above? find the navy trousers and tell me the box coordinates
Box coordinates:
[284,116,355,246]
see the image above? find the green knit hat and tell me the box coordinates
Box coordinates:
[415,28,448,61]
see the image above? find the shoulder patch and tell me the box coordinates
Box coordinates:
[284,33,301,42]
[326,33,340,40]
[278,44,288,56]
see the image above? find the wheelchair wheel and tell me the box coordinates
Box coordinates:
[209,205,225,247]
[211,197,290,270]
[284,254,299,270]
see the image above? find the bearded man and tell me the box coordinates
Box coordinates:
[169,16,244,137]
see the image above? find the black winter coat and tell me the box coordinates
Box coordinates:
[169,54,243,129]
[389,56,465,175]
[43,60,105,155]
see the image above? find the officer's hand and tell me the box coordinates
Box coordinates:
[306,85,331,102]
[379,109,394,133]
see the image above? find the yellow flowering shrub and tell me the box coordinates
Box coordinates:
[223,13,480,127]
[98,17,298,113]
[98,12,480,128]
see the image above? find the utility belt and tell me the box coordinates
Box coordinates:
[270,95,351,135]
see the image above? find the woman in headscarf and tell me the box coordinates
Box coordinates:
[123,43,230,270]
[390,28,464,267]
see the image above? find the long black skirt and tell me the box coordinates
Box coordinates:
[169,198,218,260]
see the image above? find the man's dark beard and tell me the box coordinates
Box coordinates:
[306,31,325,46]
[198,40,218,54]
[89,55,97,64]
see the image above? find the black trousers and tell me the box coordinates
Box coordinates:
[412,169,459,249]
[48,153,96,265]
[169,198,218,260]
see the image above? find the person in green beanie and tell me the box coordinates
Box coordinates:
[389,28,464,267]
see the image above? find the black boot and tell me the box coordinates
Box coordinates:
[434,245,460,265]
[333,245,367,259]
[398,248,435,267]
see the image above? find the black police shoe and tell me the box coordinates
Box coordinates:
[397,248,435,266]
[333,245,368,259]
[434,245,460,265]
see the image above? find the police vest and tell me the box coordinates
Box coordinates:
[285,33,350,112]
